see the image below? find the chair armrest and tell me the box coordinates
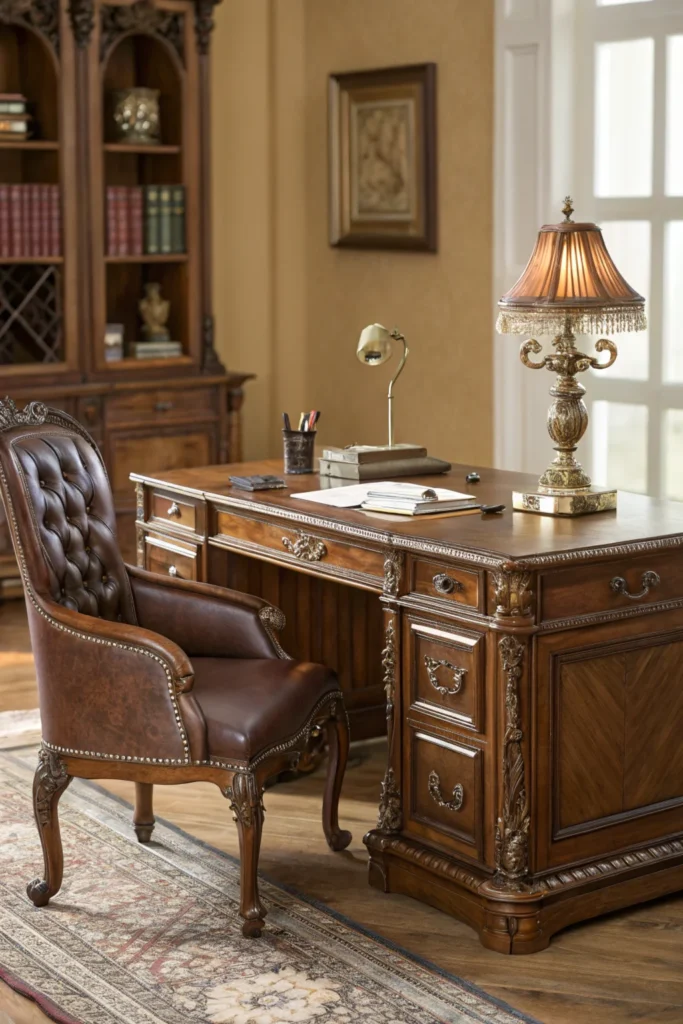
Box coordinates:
[126,565,288,660]
[26,589,207,764]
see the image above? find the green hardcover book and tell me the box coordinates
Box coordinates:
[171,185,185,253]
[144,185,160,255]
[159,186,172,254]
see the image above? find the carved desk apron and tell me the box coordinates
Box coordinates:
[132,458,683,953]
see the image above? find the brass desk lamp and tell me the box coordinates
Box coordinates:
[356,323,409,448]
[496,198,646,516]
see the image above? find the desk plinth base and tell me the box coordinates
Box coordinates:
[364,829,683,955]
[512,486,617,516]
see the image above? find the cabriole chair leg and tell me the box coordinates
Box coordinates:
[323,712,352,852]
[133,782,155,843]
[228,772,267,938]
[26,749,71,907]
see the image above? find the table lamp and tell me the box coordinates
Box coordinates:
[496,197,646,516]
[356,323,409,448]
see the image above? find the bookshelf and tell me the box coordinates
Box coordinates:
[0,0,253,593]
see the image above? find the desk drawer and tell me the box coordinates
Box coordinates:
[405,726,484,860]
[410,557,481,610]
[149,490,198,534]
[107,387,217,426]
[145,534,198,581]
[215,509,385,582]
[541,550,683,623]
[406,616,485,733]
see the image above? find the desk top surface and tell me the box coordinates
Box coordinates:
[132,459,683,567]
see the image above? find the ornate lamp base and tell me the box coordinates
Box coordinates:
[513,486,617,516]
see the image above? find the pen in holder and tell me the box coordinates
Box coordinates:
[283,429,317,474]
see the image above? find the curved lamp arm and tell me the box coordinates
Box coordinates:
[387,329,409,447]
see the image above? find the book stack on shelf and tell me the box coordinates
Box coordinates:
[0,185,61,258]
[106,184,185,256]
[320,444,451,480]
[0,93,32,140]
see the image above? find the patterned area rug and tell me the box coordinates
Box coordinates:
[0,744,538,1024]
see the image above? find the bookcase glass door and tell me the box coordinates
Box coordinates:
[97,17,194,371]
[0,22,68,370]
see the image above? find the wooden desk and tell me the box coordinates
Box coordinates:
[132,459,683,954]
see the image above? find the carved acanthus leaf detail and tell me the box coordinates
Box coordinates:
[193,0,215,54]
[494,635,530,884]
[226,771,263,829]
[381,618,396,721]
[492,570,533,619]
[0,0,59,54]
[383,551,403,597]
[34,746,70,826]
[258,604,291,660]
[68,0,93,47]
[100,0,184,63]
[377,767,401,833]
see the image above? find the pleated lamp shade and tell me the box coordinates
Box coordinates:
[497,202,646,336]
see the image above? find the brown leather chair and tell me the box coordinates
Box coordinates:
[0,398,351,937]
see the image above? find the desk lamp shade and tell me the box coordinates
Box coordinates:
[497,203,646,337]
[495,198,647,516]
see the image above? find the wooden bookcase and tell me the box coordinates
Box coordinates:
[0,0,252,594]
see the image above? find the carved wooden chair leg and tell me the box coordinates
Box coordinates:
[228,772,267,938]
[27,749,72,908]
[322,711,352,852]
[133,782,155,844]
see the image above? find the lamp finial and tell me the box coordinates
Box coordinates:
[562,196,574,222]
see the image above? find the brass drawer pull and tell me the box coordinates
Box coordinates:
[155,400,174,412]
[167,503,181,518]
[432,573,463,596]
[424,655,466,696]
[428,770,464,812]
[282,531,327,562]
[168,565,179,577]
[610,570,660,601]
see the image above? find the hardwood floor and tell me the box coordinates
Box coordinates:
[1,599,683,1024]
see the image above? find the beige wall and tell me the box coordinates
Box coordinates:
[212,0,494,465]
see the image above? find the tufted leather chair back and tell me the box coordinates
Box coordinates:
[0,400,137,624]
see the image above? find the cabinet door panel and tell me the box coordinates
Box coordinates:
[108,428,215,499]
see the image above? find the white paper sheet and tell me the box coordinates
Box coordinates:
[290,481,473,508]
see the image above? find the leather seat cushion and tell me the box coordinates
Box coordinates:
[191,657,340,763]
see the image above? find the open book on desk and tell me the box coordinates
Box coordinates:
[291,481,477,514]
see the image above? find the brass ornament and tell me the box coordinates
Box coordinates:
[258,604,291,660]
[428,770,464,812]
[377,767,402,833]
[381,617,396,722]
[610,570,660,601]
[424,655,466,696]
[113,88,161,147]
[383,550,403,597]
[281,531,327,562]
[492,570,533,619]
[495,635,530,884]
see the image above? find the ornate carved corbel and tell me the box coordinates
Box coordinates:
[383,551,403,598]
[381,617,396,725]
[492,569,534,619]
[193,0,215,55]
[68,0,94,47]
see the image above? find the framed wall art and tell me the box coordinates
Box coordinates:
[328,63,437,251]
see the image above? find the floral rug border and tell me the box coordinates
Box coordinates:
[1,746,543,1024]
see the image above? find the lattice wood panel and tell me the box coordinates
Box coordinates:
[0,264,63,365]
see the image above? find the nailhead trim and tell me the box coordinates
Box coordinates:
[0,458,192,765]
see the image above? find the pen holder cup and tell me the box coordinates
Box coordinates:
[283,429,317,474]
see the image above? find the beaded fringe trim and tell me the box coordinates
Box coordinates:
[496,306,647,336]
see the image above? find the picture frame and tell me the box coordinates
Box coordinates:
[328,63,437,252]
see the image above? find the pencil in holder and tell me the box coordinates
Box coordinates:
[283,429,316,474]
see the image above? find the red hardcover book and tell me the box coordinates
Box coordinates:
[29,184,41,257]
[39,184,50,256]
[49,185,61,256]
[21,186,32,257]
[116,186,129,256]
[9,184,22,257]
[0,186,9,258]
[106,185,117,256]
[129,185,143,256]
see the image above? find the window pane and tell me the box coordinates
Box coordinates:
[666,36,683,196]
[663,222,683,382]
[595,38,654,197]
[663,410,683,501]
[592,401,648,493]
[596,221,650,380]
[597,0,652,5]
